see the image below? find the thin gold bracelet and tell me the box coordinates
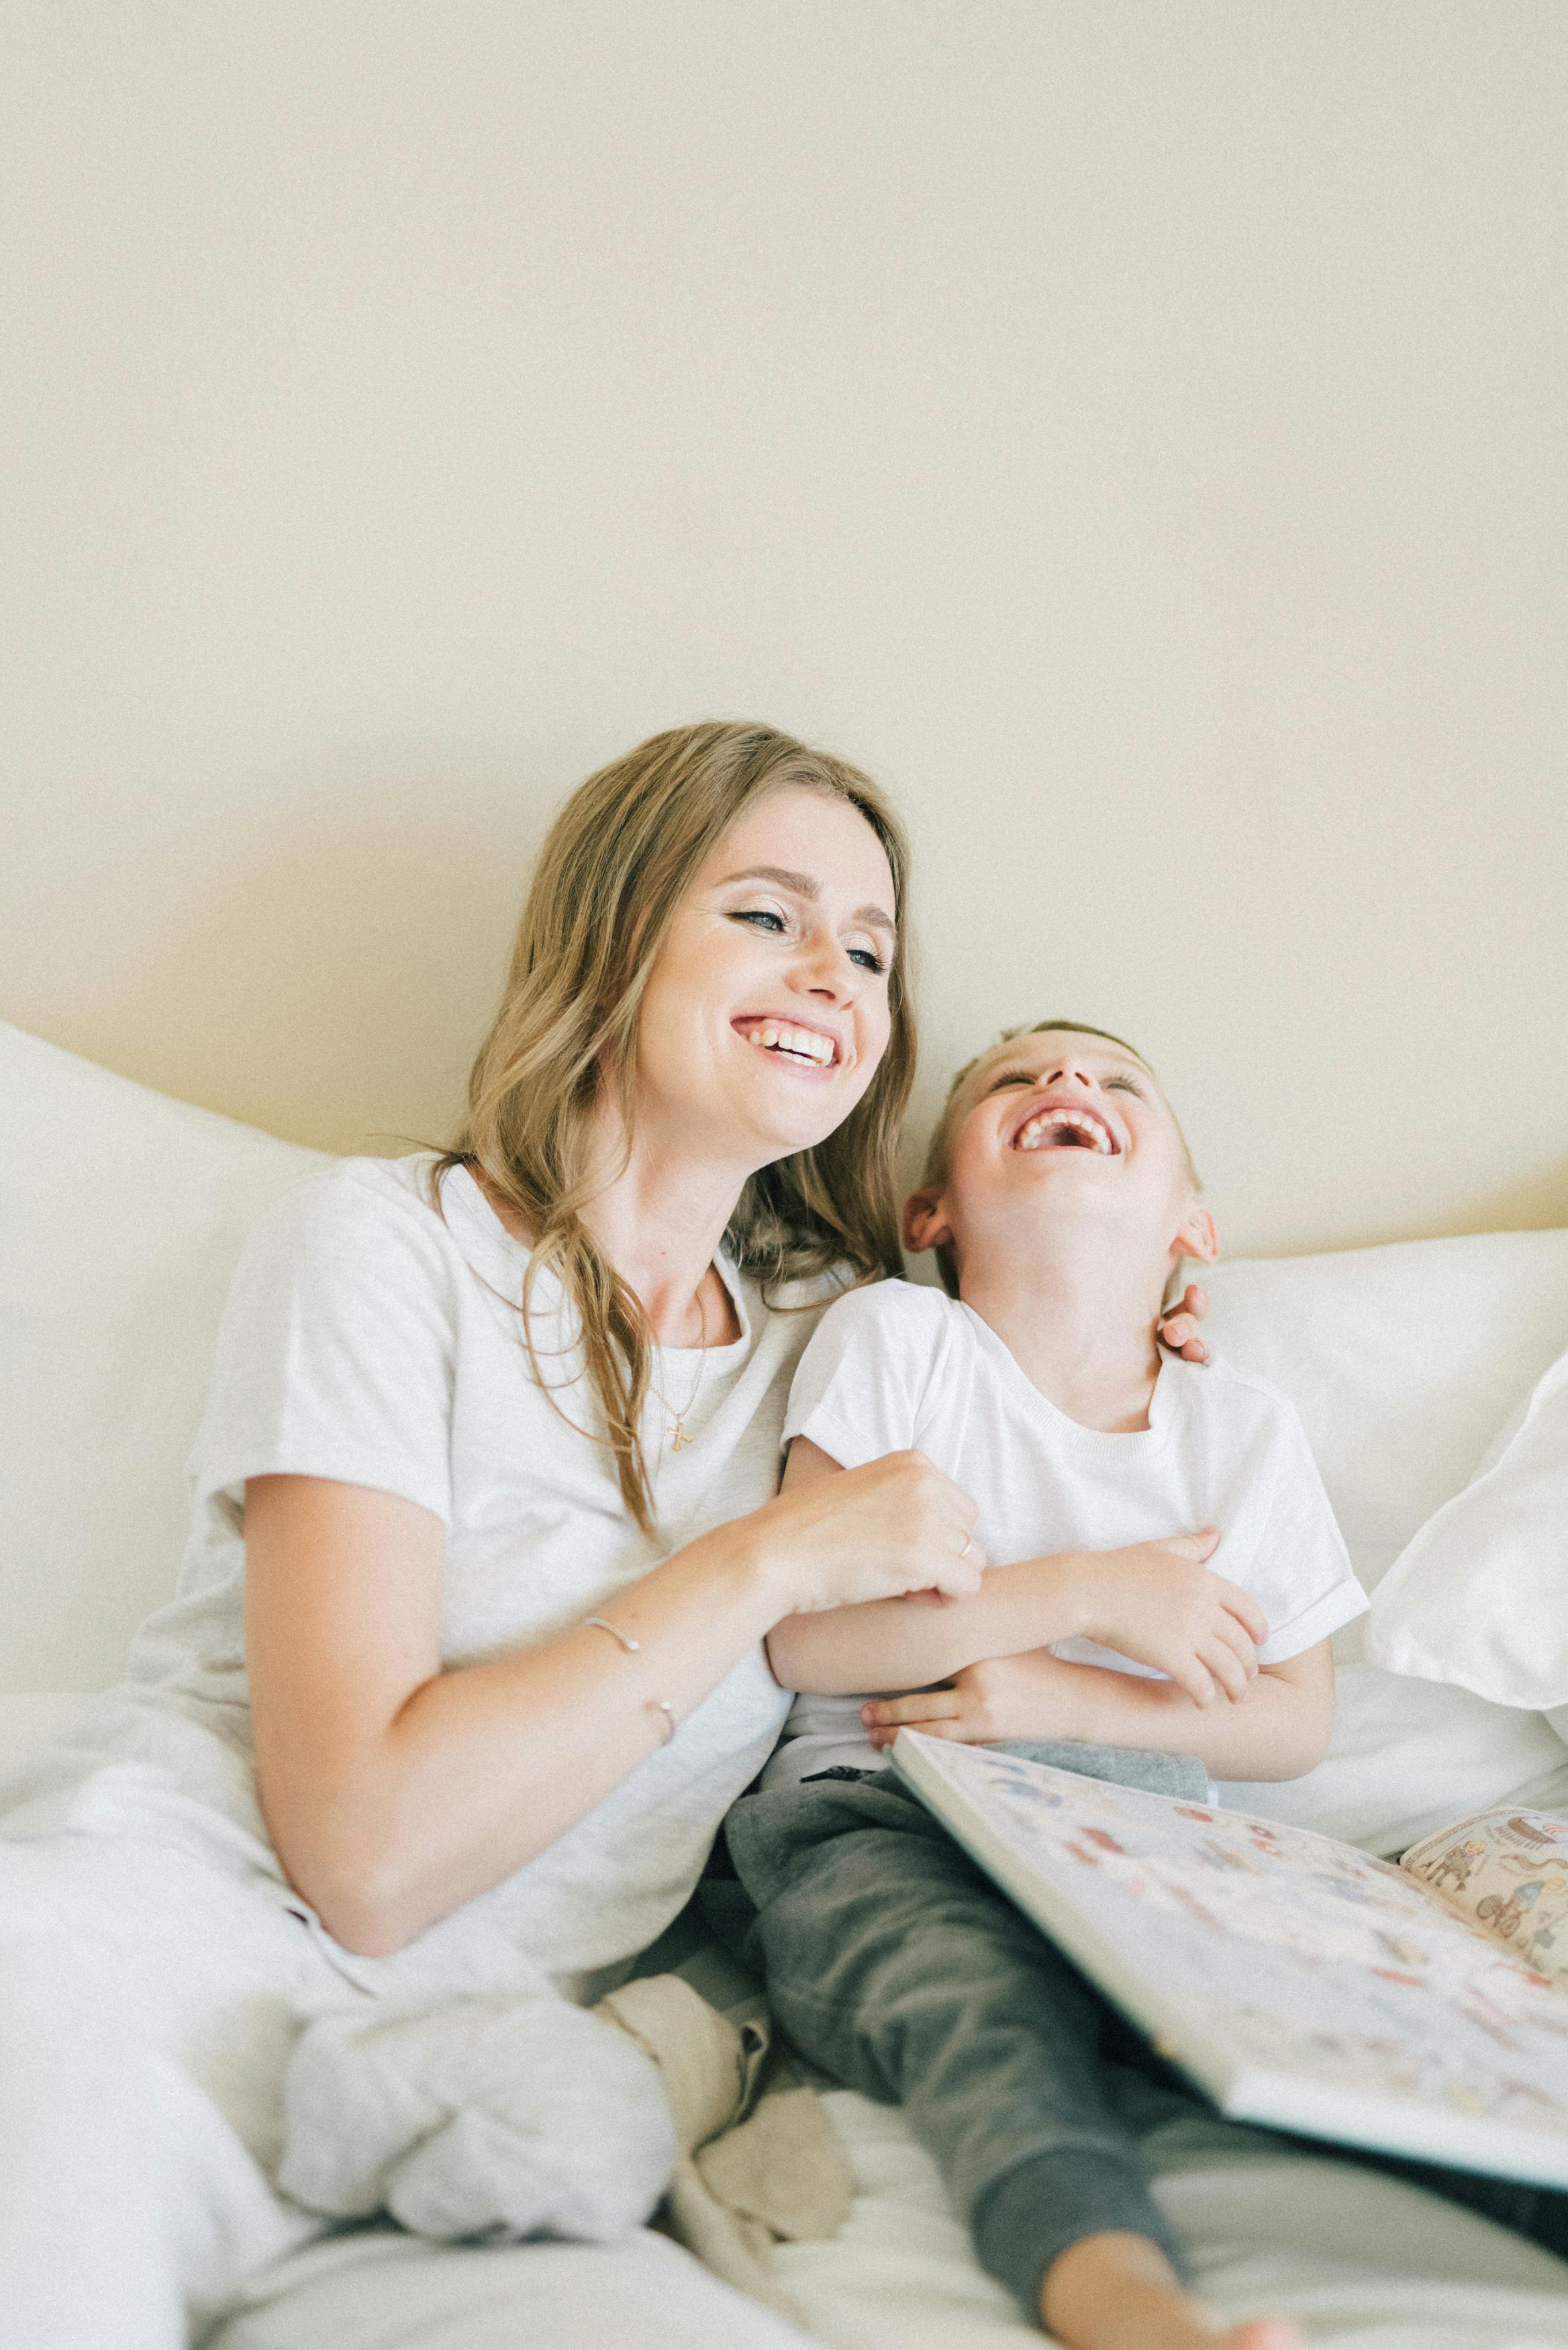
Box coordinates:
[583,1616,677,1745]
[584,1614,640,1653]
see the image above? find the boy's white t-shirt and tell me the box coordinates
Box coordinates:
[764,1278,1368,1788]
[0,1156,838,1996]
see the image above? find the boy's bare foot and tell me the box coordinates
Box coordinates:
[1040,2231,1306,2350]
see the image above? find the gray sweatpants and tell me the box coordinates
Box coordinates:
[720,1755,1568,2317]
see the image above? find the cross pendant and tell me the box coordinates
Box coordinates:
[671,1419,690,1452]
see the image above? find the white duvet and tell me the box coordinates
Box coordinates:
[203,2083,1568,2349]
[5,1692,1568,2346]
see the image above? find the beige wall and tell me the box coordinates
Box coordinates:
[4,1,1565,1260]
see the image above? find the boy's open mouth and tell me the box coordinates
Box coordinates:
[1012,1102,1121,1155]
[732,1016,841,1069]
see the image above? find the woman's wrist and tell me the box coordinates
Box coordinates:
[674,1508,797,1637]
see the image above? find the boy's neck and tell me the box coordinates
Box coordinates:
[956,1233,1169,1433]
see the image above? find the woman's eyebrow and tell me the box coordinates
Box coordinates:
[717,865,895,936]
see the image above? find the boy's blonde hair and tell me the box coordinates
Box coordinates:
[440,720,916,1534]
[920,1020,1200,1298]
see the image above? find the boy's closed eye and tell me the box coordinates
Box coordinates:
[984,1066,1147,1098]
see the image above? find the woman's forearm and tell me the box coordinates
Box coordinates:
[258,1515,785,1956]
[343,1531,783,1949]
[767,1553,1094,1694]
[247,1451,985,1957]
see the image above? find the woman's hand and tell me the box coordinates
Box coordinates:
[750,1448,987,1617]
[864,1649,1083,1748]
[1157,1282,1210,1364]
[1074,1531,1265,1707]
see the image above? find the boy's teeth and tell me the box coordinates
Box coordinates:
[1018,1109,1114,1153]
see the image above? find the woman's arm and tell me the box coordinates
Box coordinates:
[767,1440,1265,1708]
[863,1638,1336,1783]
[244,1448,982,1957]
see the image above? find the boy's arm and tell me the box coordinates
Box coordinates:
[863,1638,1336,1783]
[766,1440,1265,1708]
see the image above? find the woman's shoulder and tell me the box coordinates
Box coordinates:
[237,1152,467,1295]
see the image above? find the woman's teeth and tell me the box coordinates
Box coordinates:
[1016,1108,1115,1154]
[738,1019,836,1067]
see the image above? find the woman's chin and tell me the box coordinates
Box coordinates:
[746,1121,840,1168]
[735,1098,853,1166]
[724,1068,864,1163]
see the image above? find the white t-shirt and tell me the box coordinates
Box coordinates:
[764,1278,1368,1787]
[0,1156,838,1994]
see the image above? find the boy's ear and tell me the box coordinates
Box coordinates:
[1173,1202,1220,1266]
[903,1185,953,1257]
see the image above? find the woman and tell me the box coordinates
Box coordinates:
[0,722,1010,2350]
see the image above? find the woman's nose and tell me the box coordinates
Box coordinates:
[796,928,858,1000]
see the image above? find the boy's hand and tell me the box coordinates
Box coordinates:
[863,1650,1082,1748]
[1157,1282,1210,1364]
[1075,1532,1264,1705]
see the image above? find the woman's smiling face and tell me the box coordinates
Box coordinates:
[632,784,897,1171]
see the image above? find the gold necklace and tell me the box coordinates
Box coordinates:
[653,1282,710,1452]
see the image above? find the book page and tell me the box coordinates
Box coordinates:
[1402,1809,1568,1990]
[892,1732,1568,2181]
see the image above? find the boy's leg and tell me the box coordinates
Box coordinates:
[722,1773,1185,2316]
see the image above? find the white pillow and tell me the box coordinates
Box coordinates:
[1220,1660,1568,1856]
[0,1023,330,1692]
[1363,1342,1568,1709]
[0,1693,100,1775]
[1203,1232,1568,1852]
[1199,1229,1568,1599]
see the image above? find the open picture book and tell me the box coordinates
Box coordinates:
[890,1729,1568,2188]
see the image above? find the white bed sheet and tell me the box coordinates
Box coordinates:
[774,2092,1568,2349]
[204,2088,1568,2349]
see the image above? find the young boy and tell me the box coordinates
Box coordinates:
[721,1023,1534,2349]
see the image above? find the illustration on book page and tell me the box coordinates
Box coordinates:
[893,1733,1568,2175]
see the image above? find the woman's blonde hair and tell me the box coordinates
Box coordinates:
[441,720,916,1533]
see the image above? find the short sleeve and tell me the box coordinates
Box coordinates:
[781,1279,953,1468]
[1232,1391,1369,1664]
[190,1163,460,1525]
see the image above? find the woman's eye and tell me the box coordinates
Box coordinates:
[847,947,885,975]
[730,907,787,934]
[1105,1075,1144,1096]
